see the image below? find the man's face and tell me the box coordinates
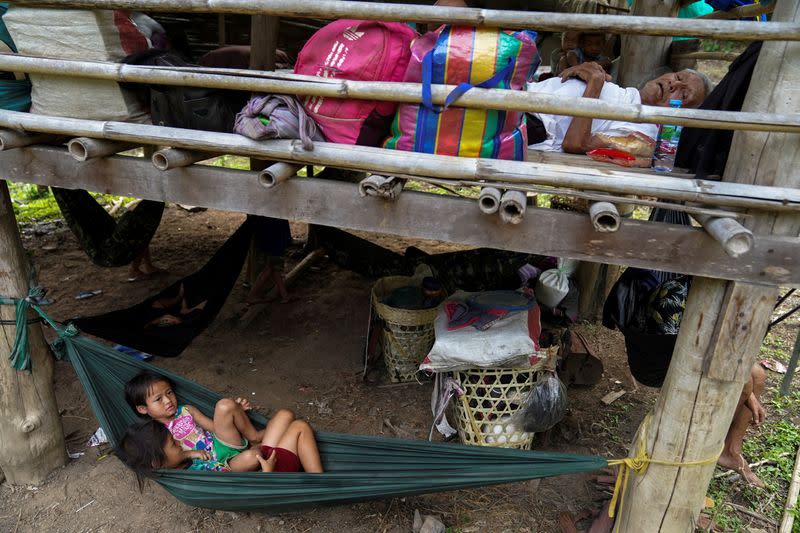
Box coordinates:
[582,35,605,57]
[639,71,706,108]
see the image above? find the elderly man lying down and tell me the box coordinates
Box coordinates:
[527,62,713,164]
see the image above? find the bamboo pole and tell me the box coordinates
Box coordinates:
[693,214,754,258]
[10,0,800,40]
[67,137,139,161]
[1,55,799,133]
[0,116,797,213]
[0,130,56,151]
[258,162,302,188]
[589,201,621,232]
[499,190,527,224]
[478,186,502,215]
[699,2,775,20]
[152,148,217,170]
[780,445,800,533]
[414,175,745,220]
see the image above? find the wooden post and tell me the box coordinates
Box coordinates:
[616,1,800,530]
[619,0,679,89]
[246,14,281,284]
[0,180,66,484]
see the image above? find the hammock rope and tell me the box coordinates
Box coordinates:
[0,296,721,515]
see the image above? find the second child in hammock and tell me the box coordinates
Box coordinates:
[119,370,323,475]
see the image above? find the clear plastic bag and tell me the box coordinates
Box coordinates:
[511,371,567,433]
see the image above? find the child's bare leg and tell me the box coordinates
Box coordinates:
[259,409,296,447]
[227,448,261,472]
[275,420,323,473]
[213,399,263,444]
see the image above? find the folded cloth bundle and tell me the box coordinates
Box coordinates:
[234,94,324,150]
[358,175,403,200]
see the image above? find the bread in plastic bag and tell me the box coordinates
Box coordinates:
[587,131,656,168]
[510,372,567,433]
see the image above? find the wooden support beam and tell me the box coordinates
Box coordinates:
[699,1,775,20]
[617,1,800,530]
[619,0,679,89]
[0,180,66,484]
[10,0,800,40]
[1,146,797,287]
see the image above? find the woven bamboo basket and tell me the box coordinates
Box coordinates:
[371,276,440,383]
[451,345,557,450]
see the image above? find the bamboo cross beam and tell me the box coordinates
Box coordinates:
[1,55,799,134]
[10,0,800,40]
[0,112,798,213]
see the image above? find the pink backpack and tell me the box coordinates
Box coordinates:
[294,19,416,146]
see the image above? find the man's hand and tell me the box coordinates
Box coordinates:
[187,449,210,461]
[257,450,277,472]
[560,62,611,85]
[235,397,252,411]
[745,393,766,426]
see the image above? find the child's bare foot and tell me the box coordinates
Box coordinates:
[718,452,765,488]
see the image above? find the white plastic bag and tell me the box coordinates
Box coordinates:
[535,258,578,308]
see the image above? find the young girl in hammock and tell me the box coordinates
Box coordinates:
[121,370,323,474]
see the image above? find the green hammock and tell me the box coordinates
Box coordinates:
[16,305,608,512]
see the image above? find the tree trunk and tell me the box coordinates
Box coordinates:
[0,180,66,484]
[617,1,800,529]
[619,0,679,89]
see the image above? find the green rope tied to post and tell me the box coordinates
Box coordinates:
[0,287,65,371]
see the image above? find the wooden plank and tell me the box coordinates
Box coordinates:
[1,146,798,286]
[11,0,800,41]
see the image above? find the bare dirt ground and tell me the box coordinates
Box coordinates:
[0,206,795,532]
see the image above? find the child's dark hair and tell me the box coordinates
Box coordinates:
[115,419,171,490]
[124,370,175,414]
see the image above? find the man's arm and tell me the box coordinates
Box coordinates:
[559,62,610,154]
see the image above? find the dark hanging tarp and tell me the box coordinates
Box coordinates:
[55,326,607,512]
[72,217,255,357]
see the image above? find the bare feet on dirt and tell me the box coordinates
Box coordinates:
[717,452,766,488]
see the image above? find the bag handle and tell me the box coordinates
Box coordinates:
[422,50,517,113]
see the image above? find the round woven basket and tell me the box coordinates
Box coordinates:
[371,276,440,383]
[452,367,541,449]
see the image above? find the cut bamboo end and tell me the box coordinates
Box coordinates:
[589,201,622,233]
[152,148,215,170]
[258,162,303,189]
[478,187,502,215]
[0,129,55,151]
[67,137,139,162]
[694,214,754,258]
[500,190,527,225]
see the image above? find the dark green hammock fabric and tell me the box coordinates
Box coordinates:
[26,310,607,511]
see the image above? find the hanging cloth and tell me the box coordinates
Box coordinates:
[72,217,255,357]
[51,188,164,268]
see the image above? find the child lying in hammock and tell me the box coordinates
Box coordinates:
[120,371,323,474]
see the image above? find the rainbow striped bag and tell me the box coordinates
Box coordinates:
[383,27,539,161]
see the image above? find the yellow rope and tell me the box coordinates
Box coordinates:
[605,414,722,531]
